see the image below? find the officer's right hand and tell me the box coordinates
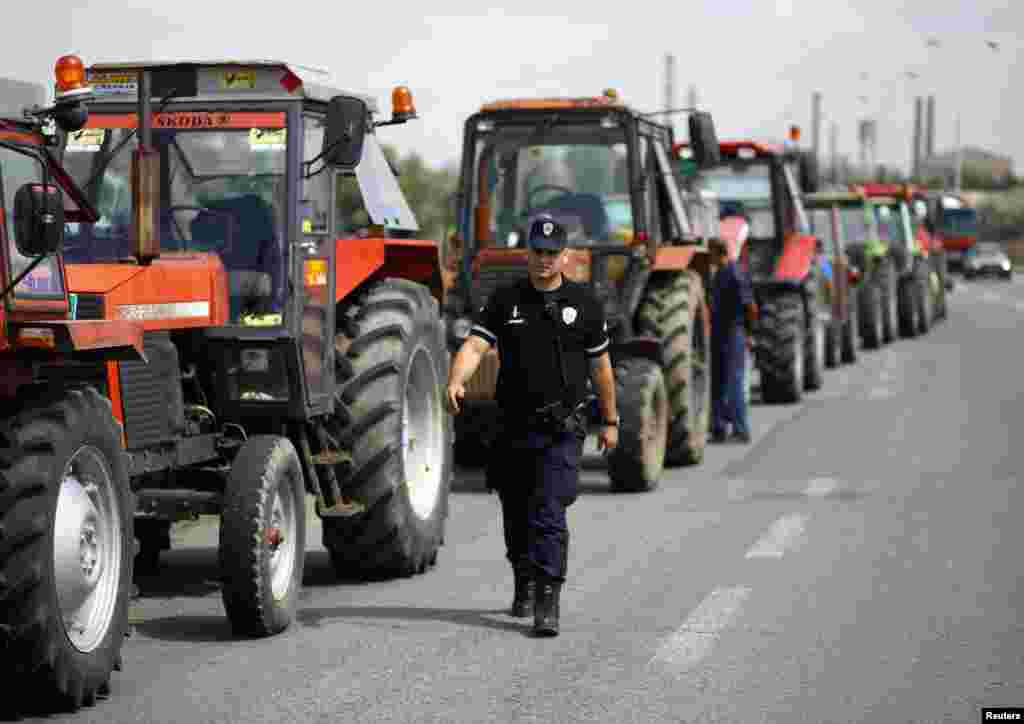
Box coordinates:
[446,383,465,415]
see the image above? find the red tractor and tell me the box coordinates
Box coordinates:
[675,134,827,404]
[5,55,455,711]
[0,59,147,710]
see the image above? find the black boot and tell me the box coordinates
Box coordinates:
[532,577,561,637]
[510,562,535,618]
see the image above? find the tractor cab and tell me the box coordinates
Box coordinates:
[675,136,820,283]
[59,59,425,421]
[446,90,719,337]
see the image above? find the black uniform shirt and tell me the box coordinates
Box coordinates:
[470,278,609,420]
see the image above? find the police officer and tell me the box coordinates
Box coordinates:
[446,214,619,637]
[709,237,758,443]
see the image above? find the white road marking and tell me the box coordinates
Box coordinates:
[1014,301,1024,314]
[868,386,894,400]
[744,513,809,559]
[879,370,894,382]
[650,586,752,670]
[803,477,839,497]
[981,291,1001,303]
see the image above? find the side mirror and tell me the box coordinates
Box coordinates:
[324,95,369,169]
[688,111,720,168]
[51,102,89,133]
[799,152,820,193]
[13,183,65,257]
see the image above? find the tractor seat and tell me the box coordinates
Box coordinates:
[190,194,282,321]
[536,193,611,242]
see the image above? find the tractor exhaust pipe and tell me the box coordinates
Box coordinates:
[131,69,160,264]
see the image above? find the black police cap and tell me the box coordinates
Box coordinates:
[526,214,568,251]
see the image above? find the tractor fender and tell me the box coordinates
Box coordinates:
[773,232,817,282]
[609,336,663,368]
[651,246,699,271]
[335,237,444,305]
[3,319,146,361]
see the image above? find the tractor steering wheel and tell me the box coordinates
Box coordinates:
[525,184,574,216]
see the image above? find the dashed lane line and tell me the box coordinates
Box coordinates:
[744,513,809,559]
[649,586,752,672]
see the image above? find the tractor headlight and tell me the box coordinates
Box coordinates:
[1002,260,1011,271]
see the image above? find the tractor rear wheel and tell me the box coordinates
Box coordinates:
[757,292,805,404]
[0,387,133,711]
[916,262,932,336]
[841,287,859,365]
[859,280,884,350]
[880,259,899,344]
[219,435,307,637]
[824,320,840,369]
[635,271,709,466]
[324,278,452,579]
[898,273,919,338]
[606,358,668,492]
[804,293,825,391]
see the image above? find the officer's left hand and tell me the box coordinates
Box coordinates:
[597,426,618,454]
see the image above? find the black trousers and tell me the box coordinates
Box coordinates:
[487,428,583,583]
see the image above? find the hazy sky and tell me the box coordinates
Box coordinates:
[12,1,1021,174]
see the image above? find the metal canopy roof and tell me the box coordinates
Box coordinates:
[85,59,379,112]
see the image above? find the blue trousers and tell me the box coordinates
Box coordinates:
[486,429,582,583]
[711,328,751,437]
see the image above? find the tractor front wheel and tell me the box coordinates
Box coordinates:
[219,435,307,637]
[0,387,133,711]
[758,292,806,404]
[324,279,452,579]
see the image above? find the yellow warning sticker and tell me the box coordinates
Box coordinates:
[66,128,106,152]
[302,219,313,234]
[249,128,286,151]
[304,259,328,287]
[222,69,257,90]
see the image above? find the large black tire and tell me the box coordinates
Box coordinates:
[824,321,839,369]
[606,358,668,492]
[897,274,919,338]
[858,280,884,350]
[0,387,133,711]
[635,271,709,466]
[915,261,932,336]
[804,292,825,392]
[324,278,452,579]
[841,287,859,365]
[757,292,805,404]
[219,435,307,637]
[932,253,949,321]
[879,258,899,345]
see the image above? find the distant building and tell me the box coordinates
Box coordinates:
[919,146,1014,186]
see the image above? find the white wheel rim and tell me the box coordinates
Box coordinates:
[794,331,804,386]
[268,483,297,601]
[54,445,122,653]
[402,344,444,520]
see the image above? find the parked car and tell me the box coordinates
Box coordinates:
[964,242,1013,280]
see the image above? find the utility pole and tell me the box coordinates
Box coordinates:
[811,91,822,164]
[829,122,838,185]
[954,112,962,191]
[687,83,698,111]
[664,53,676,126]
[925,95,936,159]
[912,96,923,181]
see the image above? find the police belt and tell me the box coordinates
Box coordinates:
[523,395,595,436]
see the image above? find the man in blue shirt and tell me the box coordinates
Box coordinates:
[709,238,758,443]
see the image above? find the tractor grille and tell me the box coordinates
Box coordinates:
[474,266,529,307]
[72,293,105,320]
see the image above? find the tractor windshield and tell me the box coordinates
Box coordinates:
[61,113,288,321]
[466,117,631,248]
[839,206,871,243]
[874,203,907,245]
[701,160,776,238]
[807,208,835,256]
[0,143,67,300]
[939,207,978,237]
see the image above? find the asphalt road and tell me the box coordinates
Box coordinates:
[7,275,1024,724]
